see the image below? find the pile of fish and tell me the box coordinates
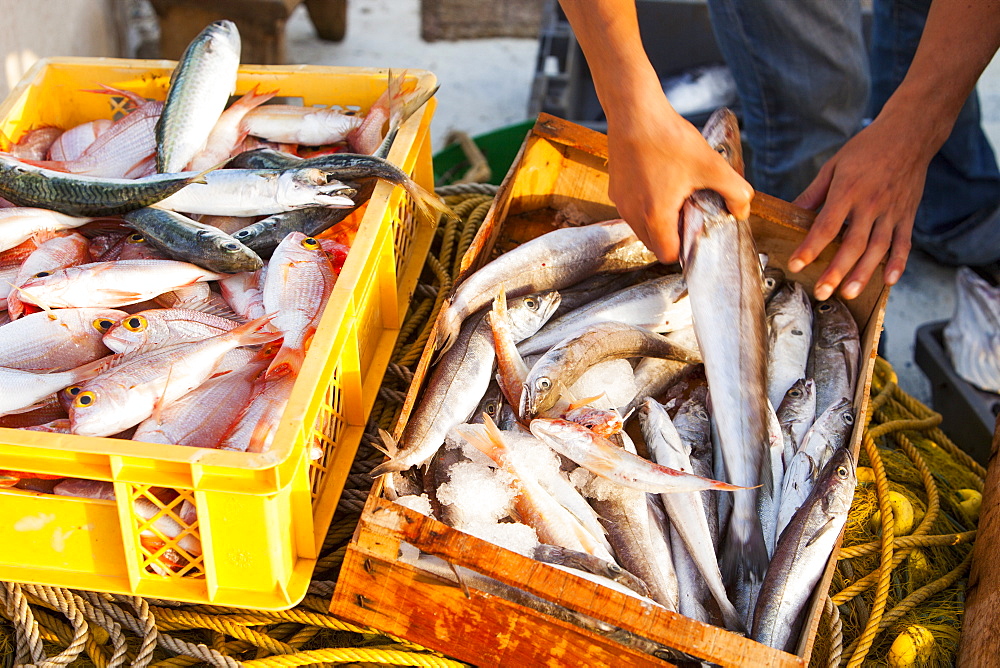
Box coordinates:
[0,21,443,571]
[944,266,1000,394]
[375,109,861,653]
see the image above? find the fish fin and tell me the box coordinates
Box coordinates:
[454,415,506,464]
[402,174,456,225]
[433,303,460,358]
[720,518,770,585]
[805,517,838,548]
[7,156,70,172]
[82,84,148,109]
[566,393,607,412]
[7,282,58,320]
[185,159,228,185]
[177,299,244,322]
[372,428,398,458]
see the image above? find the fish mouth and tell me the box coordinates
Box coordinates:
[314,193,356,208]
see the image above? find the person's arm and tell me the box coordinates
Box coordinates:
[558,0,753,263]
[791,0,1000,300]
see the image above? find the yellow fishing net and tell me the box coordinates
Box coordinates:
[809,358,984,668]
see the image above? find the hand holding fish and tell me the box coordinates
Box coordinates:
[605,94,754,263]
[558,0,753,264]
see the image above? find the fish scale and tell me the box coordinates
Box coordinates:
[0,154,204,217]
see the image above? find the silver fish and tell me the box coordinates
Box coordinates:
[583,468,679,610]
[944,267,1000,392]
[155,168,356,217]
[617,328,701,419]
[156,20,241,173]
[518,274,690,356]
[639,399,744,631]
[521,321,700,419]
[672,387,718,548]
[776,398,854,537]
[435,219,658,353]
[808,298,861,415]
[766,282,813,410]
[752,448,856,652]
[679,107,770,581]
[777,378,817,467]
[371,292,561,476]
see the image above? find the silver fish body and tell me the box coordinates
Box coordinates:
[752,448,856,652]
[679,107,771,582]
[776,398,854,537]
[156,20,241,173]
[777,378,817,467]
[639,399,744,631]
[808,298,860,415]
[766,282,813,409]
[518,274,690,356]
[371,292,560,476]
[155,168,356,217]
[435,219,658,352]
[521,321,700,419]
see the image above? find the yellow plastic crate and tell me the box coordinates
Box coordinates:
[0,57,439,609]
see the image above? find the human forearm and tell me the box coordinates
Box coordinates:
[880,0,1000,158]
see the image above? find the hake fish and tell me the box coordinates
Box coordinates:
[766,282,813,410]
[155,167,356,217]
[679,107,771,581]
[370,291,560,476]
[434,219,658,353]
[517,273,690,356]
[808,298,861,415]
[639,399,744,631]
[752,448,856,652]
[520,321,701,418]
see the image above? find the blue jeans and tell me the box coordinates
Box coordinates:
[706,0,1000,266]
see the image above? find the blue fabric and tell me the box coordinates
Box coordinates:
[705,0,1000,265]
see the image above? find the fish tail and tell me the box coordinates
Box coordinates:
[265,343,304,378]
[82,84,148,110]
[390,69,439,132]
[720,508,769,585]
[400,172,454,224]
[433,303,461,357]
[454,414,507,464]
[232,84,278,111]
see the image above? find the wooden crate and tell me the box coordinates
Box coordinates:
[330,114,888,666]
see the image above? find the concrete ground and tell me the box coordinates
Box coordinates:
[285,0,1000,404]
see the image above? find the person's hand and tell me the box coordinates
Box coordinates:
[605,97,754,263]
[789,114,934,300]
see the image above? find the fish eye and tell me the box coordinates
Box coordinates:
[128,233,145,243]
[837,465,849,478]
[222,242,241,252]
[234,229,251,239]
[524,297,538,310]
[789,388,802,398]
[123,315,148,332]
[92,318,115,333]
[844,412,855,425]
[74,391,96,408]
[765,277,776,288]
[301,237,320,250]
[64,385,83,397]
[485,400,499,416]
[34,271,51,278]
[537,377,551,391]
[818,303,833,312]
[696,409,708,421]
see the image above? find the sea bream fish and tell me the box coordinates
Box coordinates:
[678,107,771,582]
[434,219,658,353]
